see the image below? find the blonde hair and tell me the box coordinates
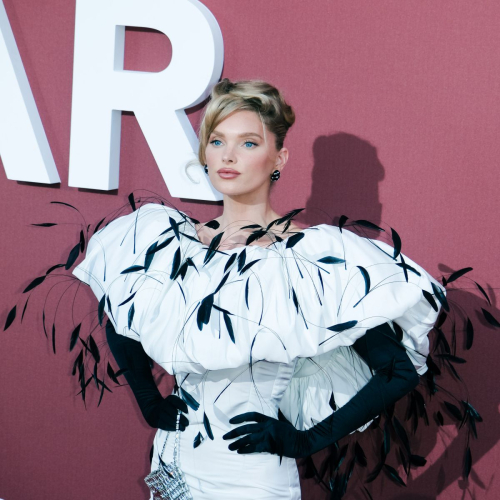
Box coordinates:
[196,78,296,166]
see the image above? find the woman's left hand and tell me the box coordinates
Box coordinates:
[222,411,310,459]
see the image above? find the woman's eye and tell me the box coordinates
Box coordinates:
[244,141,257,148]
[210,139,222,146]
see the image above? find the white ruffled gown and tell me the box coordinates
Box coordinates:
[72,203,443,499]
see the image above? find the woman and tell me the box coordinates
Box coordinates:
[70,78,449,499]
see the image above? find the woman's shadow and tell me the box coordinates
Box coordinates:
[295,133,499,500]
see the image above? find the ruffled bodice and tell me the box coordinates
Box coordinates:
[73,203,442,380]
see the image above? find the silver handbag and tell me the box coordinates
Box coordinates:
[144,409,193,500]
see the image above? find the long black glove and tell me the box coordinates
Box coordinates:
[105,320,189,431]
[222,322,420,458]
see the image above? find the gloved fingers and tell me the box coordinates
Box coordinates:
[227,434,257,451]
[222,423,261,440]
[236,444,259,454]
[166,394,189,413]
[157,413,177,431]
[228,411,269,425]
[179,414,189,431]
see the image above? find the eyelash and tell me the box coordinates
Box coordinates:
[209,139,257,148]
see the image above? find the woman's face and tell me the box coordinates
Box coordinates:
[205,110,288,196]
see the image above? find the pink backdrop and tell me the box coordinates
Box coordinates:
[1,1,499,499]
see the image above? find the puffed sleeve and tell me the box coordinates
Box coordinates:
[279,226,445,431]
[72,203,186,344]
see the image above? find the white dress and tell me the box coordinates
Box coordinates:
[72,202,443,499]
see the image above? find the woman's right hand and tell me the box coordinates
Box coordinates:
[145,394,190,432]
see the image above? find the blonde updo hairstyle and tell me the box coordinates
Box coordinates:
[197,78,296,175]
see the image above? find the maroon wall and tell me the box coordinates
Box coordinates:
[1,1,499,499]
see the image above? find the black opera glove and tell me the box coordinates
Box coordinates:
[223,322,420,459]
[105,320,189,432]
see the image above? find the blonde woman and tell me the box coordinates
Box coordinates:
[71,79,454,499]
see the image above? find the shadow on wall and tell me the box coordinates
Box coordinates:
[295,133,499,500]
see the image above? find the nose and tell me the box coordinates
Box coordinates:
[222,145,236,164]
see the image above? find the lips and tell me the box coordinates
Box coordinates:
[217,168,240,174]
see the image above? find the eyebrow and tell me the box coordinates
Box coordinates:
[210,131,263,140]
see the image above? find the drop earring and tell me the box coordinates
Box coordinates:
[204,164,208,174]
[270,169,280,182]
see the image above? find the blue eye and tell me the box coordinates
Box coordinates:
[244,141,257,148]
[210,139,222,146]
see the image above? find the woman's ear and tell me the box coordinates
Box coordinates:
[275,147,289,170]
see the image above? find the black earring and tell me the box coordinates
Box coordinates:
[204,164,208,174]
[270,169,280,182]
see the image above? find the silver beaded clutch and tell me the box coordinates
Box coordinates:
[145,410,193,500]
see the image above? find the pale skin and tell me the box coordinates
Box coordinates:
[197,110,306,250]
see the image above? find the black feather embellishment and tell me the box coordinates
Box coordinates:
[128,192,136,212]
[65,243,80,270]
[169,216,180,240]
[482,308,500,328]
[409,454,427,467]
[98,295,105,326]
[120,265,145,274]
[46,263,64,274]
[193,431,204,449]
[462,399,483,422]
[237,248,247,272]
[214,272,230,294]
[144,242,157,271]
[391,228,402,260]
[222,311,235,343]
[52,324,56,354]
[4,305,16,331]
[88,335,100,363]
[197,293,214,330]
[203,219,220,229]
[431,282,449,312]
[334,443,348,472]
[436,353,466,364]
[203,412,214,440]
[324,320,358,335]
[180,387,200,411]
[317,256,345,265]
[474,281,491,305]
[465,318,474,350]
[245,229,267,246]
[392,416,410,456]
[285,231,305,249]
[444,401,462,422]
[128,303,135,329]
[171,247,181,279]
[357,266,370,295]
[447,267,473,284]
[94,217,106,234]
[117,292,136,307]
[422,290,438,312]
[395,260,421,278]
[464,446,472,479]
[435,411,444,426]
[107,362,120,385]
[354,441,367,467]
[383,464,406,487]
[239,259,260,275]
[224,253,237,273]
[23,275,46,293]
[69,323,81,351]
[21,296,29,322]
[338,215,348,232]
[352,220,385,232]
